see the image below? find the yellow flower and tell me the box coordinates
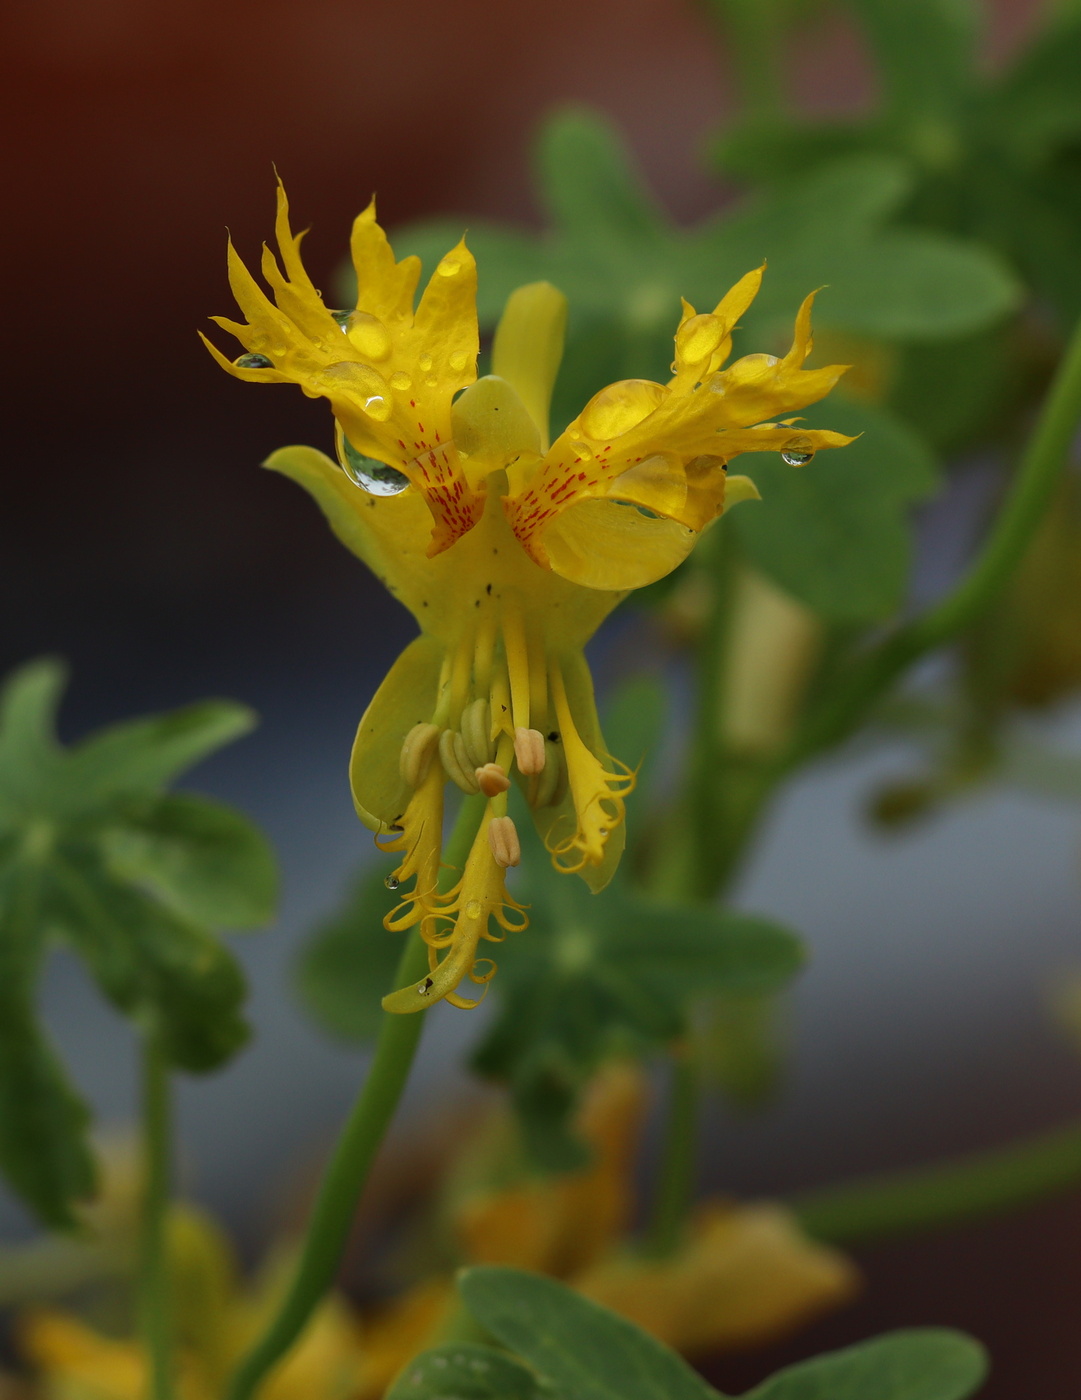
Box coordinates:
[204,184,851,1013]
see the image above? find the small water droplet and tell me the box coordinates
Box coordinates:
[330,310,352,331]
[417,976,435,996]
[341,438,410,495]
[437,258,461,277]
[424,375,439,388]
[418,353,433,372]
[390,371,412,390]
[781,435,815,467]
[384,874,400,890]
[465,899,482,921]
[449,350,470,372]
[235,353,273,369]
[362,393,392,422]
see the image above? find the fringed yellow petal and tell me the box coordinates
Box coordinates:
[382,808,527,1013]
[349,198,422,326]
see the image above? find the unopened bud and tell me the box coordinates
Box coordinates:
[514,726,546,775]
[488,815,521,868]
[475,762,511,797]
[399,722,441,788]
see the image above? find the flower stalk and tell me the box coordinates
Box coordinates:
[225,796,486,1400]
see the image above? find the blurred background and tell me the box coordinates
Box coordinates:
[3,0,1081,1393]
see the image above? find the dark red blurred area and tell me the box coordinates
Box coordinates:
[2,1,1073,1394]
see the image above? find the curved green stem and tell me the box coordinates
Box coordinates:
[791,1118,1081,1245]
[225,797,485,1400]
[643,1050,700,1257]
[783,307,1081,769]
[139,1027,174,1400]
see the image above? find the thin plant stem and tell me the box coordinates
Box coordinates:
[643,1050,700,1257]
[790,1118,1081,1245]
[139,1026,174,1400]
[225,796,486,1400]
[782,306,1081,770]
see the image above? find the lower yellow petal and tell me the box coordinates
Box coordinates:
[541,499,698,591]
[349,636,443,831]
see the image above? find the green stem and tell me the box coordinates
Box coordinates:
[790,1118,1081,1245]
[139,1027,174,1400]
[643,1051,700,1257]
[783,307,1081,769]
[225,797,485,1400]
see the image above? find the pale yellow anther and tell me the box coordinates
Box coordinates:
[475,762,511,798]
[398,722,441,789]
[514,726,546,775]
[488,815,522,868]
[439,728,480,794]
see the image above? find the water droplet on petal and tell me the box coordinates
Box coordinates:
[330,310,352,331]
[437,258,461,277]
[465,899,482,921]
[449,350,470,372]
[418,353,433,372]
[424,375,439,388]
[341,438,410,495]
[363,394,392,422]
[390,371,412,391]
[235,353,273,369]
[384,874,400,890]
[780,435,815,467]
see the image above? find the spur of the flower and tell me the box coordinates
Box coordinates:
[206,184,852,1013]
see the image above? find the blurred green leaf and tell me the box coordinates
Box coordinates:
[294,864,404,1043]
[729,398,938,623]
[458,1267,718,1400]
[471,818,803,1162]
[459,1267,986,1400]
[0,659,272,1227]
[600,673,669,811]
[101,793,277,931]
[385,1344,539,1400]
[0,864,96,1231]
[745,1328,987,1400]
[848,0,979,129]
[387,109,1018,435]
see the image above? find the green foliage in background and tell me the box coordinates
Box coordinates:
[447,1267,988,1400]
[0,660,275,1229]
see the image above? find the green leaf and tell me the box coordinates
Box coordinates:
[294,864,404,1043]
[538,107,668,251]
[847,0,980,127]
[51,855,249,1073]
[0,862,96,1230]
[728,398,939,623]
[0,659,66,822]
[745,1328,987,1400]
[471,817,803,1157]
[65,700,257,813]
[385,1344,539,1400]
[0,659,269,1225]
[0,1009,97,1230]
[101,793,277,930]
[458,1267,719,1400]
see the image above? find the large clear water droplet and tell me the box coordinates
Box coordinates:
[341,438,410,496]
[778,436,817,470]
[235,352,273,369]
